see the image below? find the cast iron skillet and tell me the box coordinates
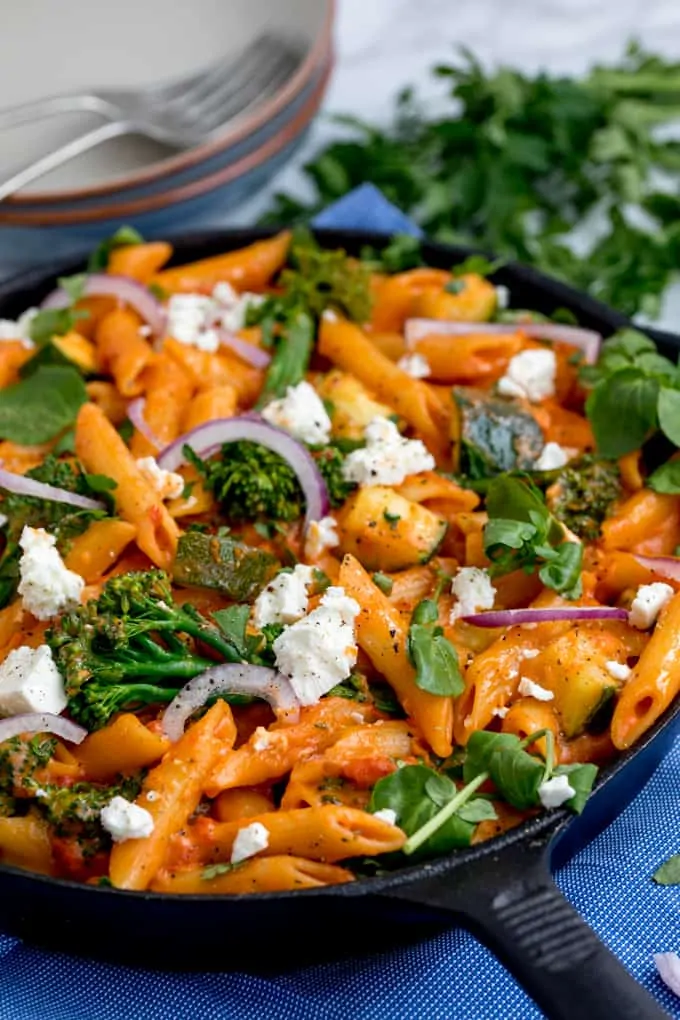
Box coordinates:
[0,228,677,1020]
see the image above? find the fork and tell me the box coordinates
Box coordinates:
[0,33,303,202]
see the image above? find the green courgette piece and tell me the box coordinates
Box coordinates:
[172,532,278,602]
[452,386,544,475]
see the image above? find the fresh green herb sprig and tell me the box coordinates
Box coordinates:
[0,365,87,445]
[483,474,583,598]
[262,43,680,318]
[248,228,373,402]
[407,599,463,697]
[87,226,144,273]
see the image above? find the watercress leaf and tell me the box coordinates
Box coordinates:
[652,853,680,886]
[212,605,253,659]
[488,746,545,809]
[412,599,439,626]
[553,762,598,814]
[58,273,88,304]
[83,474,117,494]
[409,624,464,696]
[457,797,498,823]
[424,772,457,806]
[538,541,583,599]
[29,307,88,347]
[586,368,659,458]
[19,340,79,379]
[452,255,506,278]
[648,458,680,494]
[657,387,680,446]
[369,764,474,857]
[484,518,537,553]
[0,366,87,445]
[87,225,144,273]
[486,474,549,527]
[463,731,522,783]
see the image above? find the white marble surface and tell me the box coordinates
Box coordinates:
[235,0,680,327]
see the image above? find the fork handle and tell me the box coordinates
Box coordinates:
[0,94,115,132]
[0,120,130,202]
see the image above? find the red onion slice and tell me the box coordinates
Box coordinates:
[218,329,271,369]
[654,952,680,998]
[404,318,601,364]
[0,712,86,745]
[631,555,680,583]
[157,414,329,529]
[162,664,299,742]
[41,273,166,336]
[127,398,161,451]
[462,606,629,628]
[0,466,105,511]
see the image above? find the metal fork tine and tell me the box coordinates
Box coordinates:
[193,49,302,132]
[166,35,278,112]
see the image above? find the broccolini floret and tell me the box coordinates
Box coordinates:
[46,569,244,730]
[548,456,621,540]
[187,441,356,522]
[0,454,109,608]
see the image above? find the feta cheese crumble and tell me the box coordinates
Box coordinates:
[534,442,569,471]
[497,348,556,402]
[304,516,339,561]
[0,645,66,717]
[450,567,496,622]
[252,726,273,752]
[18,526,84,620]
[495,285,510,310]
[373,808,398,826]
[136,456,185,501]
[0,308,37,348]
[212,281,264,333]
[273,586,360,706]
[252,564,316,628]
[397,352,431,379]
[231,821,270,864]
[100,796,155,842]
[342,417,435,487]
[521,648,540,660]
[261,380,332,445]
[518,676,554,701]
[166,293,220,352]
[538,774,575,809]
[629,582,674,630]
[605,660,632,682]
[492,706,509,719]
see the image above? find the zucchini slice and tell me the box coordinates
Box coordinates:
[452,386,544,475]
[337,486,447,572]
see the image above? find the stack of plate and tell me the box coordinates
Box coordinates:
[0,0,334,272]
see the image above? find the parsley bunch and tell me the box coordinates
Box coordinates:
[263,43,680,318]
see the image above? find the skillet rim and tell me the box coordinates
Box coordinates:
[0,225,677,907]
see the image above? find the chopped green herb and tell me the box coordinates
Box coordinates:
[201,862,239,881]
[383,510,401,530]
[87,226,144,273]
[372,571,394,595]
[652,853,680,886]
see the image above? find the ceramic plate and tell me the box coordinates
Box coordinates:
[0,0,330,196]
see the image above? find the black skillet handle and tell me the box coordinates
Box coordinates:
[381,840,669,1020]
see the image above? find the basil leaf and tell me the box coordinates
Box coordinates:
[424,772,457,806]
[657,387,680,447]
[369,764,474,857]
[652,853,680,886]
[586,368,659,458]
[553,763,598,814]
[0,366,87,444]
[87,226,144,273]
[463,731,522,783]
[485,473,548,525]
[648,459,680,494]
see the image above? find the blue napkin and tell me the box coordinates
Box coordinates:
[0,185,679,1020]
